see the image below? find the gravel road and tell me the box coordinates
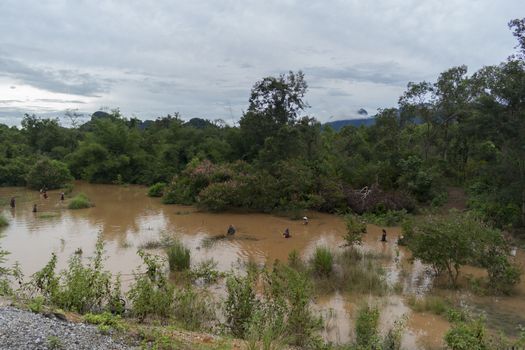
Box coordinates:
[0,306,135,350]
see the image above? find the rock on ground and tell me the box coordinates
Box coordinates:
[0,306,135,350]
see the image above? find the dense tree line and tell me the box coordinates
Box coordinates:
[1,19,524,229]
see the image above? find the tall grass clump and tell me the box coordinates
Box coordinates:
[406,295,449,316]
[67,193,92,209]
[0,214,8,227]
[310,246,333,277]
[166,240,190,271]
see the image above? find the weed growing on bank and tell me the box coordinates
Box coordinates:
[30,236,121,314]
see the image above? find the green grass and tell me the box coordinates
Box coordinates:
[68,193,93,209]
[406,295,450,316]
[166,240,191,271]
[310,246,333,277]
[311,247,388,296]
[38,212,59,219]
[0,213,8,227]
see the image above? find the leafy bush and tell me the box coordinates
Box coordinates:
[355,304,381,349]
[310,246,333,277]
[147,182,166,197]
[166,240,190,271]
[68,193,93,209]
[264,263,323,348]
[362,209,408,226]
[173,287,216,331]
[343,214,366,247]
[225,273,258,338]
[405,212,521,290]
[444,318,488,350]
[188,259,222,284]
[127,250,174,319]
[25,158,73,190]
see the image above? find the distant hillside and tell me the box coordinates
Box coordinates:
[323,118,376,131]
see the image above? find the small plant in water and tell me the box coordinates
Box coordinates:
[311,246,333,277]
[68,193,93,209]
[166,240,190,271]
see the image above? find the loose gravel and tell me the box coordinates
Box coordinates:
[0,307,135,350]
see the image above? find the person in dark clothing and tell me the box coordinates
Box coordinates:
[60,192,65,201]
[10,197,15,208]
[32,204,37,213]
[381,229,387,242]
[283,228,291,238]
[43,192,48,199]
[227,225,236,235]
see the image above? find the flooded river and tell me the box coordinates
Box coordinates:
[1,182,524,349]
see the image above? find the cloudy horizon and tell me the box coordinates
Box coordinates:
[0,0,522,126]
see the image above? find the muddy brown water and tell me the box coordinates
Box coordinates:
[1,182,524,349]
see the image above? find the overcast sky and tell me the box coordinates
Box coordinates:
[0,0,522,126]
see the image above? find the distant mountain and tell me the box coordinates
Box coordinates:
[323,118,376,131]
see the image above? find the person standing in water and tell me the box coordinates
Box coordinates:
[381,229,387,242]
[227,225,236,235]
[60,192,65,201]
[303,216,309,225]
[32,204,37,213]
[10,197,15,208]
[283,228,291,238]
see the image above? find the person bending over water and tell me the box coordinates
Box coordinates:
[381,229,387,242]
[303,216,309,225]
[283,228,291,238]
[227,225,236,235]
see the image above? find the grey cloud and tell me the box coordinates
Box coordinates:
[0,56,109,96]
[305,62,421,85]
[34,99,86,104]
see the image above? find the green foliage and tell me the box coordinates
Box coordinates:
[25,158,73,190]
[355,305,381,349]
[343,214,366,247]
[444,318,488,350]
[172,287,216,331]
[225,273,258,338]
[188,259,222,284]
[28,296,45,313]
[67,193,93,209]
[166,240,190,271]
[406,295,450,316]
[127,250,174,319]
[147,182,166,197]
[310,246,333,277]
[362,210,407,226]
[30,237,122,314]
[46,335,63,350]
[0,214,8,227]
[405,213,521,290]
[84,311,124,331]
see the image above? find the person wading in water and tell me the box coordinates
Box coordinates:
[227,225,236,236]
[381,229,387,242]
[10,197,15,208]
[283,228,291,238]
